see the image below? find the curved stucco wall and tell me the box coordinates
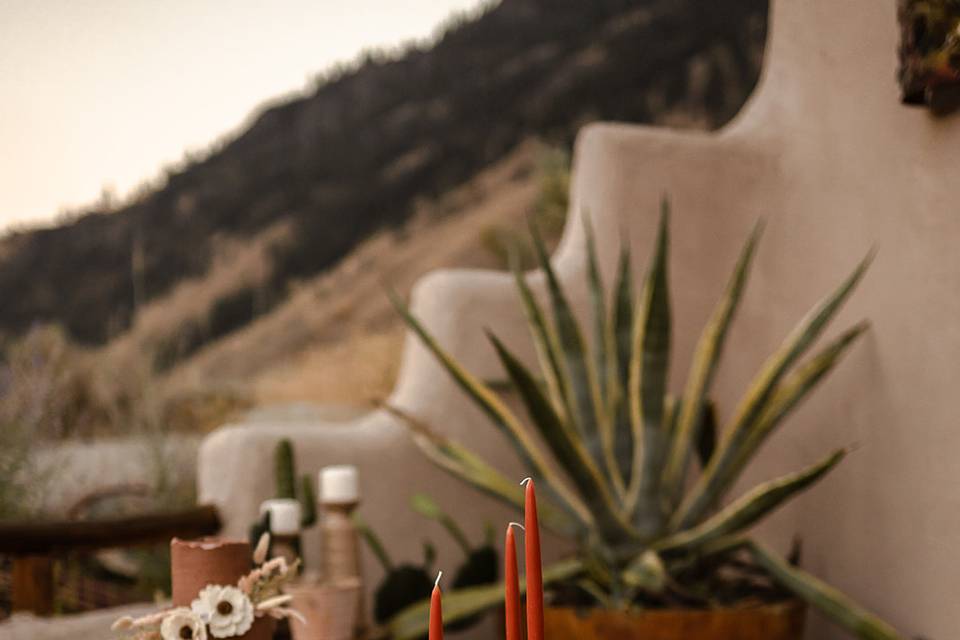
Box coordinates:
[555,2,960,637]
[198,1,959,638]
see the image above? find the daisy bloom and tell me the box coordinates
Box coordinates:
[159,608,207,640]
[191,585,255,638]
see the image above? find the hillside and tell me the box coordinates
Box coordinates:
[164,140,551,408]
[0,0,767,353]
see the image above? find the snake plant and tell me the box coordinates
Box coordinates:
[388,202,904,640]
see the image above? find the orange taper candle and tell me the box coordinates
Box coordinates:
[429,571,444,640]
[505,523,522,640]
[523,478,543,640]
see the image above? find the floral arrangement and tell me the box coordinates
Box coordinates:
[111,534,303,640]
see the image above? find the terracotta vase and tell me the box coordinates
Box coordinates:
[544,601,805,640]
[171,537,276,640]
[286,579,362,640]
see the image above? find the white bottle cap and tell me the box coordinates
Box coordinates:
[261,498,301,536]
[320,465,359,504]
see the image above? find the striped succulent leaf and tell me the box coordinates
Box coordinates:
[624,204,672,537]
[609,244,636,481]
[673,256,872,529]
[529,219,621,495]
[657,449,846,552]
[661,220,763,507]
[487,331,638,542]
[383,403,584,536]
[747,541,903,640]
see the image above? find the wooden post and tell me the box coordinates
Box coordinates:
[11,555,55,615]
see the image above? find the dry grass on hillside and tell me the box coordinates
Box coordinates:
[103,221,292,375]
[166,139,556,407]
[0,140,564,454]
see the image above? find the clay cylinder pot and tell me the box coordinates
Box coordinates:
[171,537,275,640]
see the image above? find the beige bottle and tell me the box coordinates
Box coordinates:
[319,465,364,634]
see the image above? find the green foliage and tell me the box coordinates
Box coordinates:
[272,438,317,528]
[275,439,297,500]
[249,439,317,566]
[387,559,583,640]
[410,493,499,631]
[392,204,905,639]
[357,513,435,630]
[358,494,499,635]
[299,474,317,528]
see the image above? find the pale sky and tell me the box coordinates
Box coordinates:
[0,0,486,229]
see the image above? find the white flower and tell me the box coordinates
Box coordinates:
[191,585,255,638]
[160,608,207,640]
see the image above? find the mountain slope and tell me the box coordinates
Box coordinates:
[0,0,766,346]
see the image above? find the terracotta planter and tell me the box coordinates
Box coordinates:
[170,537,276,640]
[544,600,805,640]
[286,579,362,640]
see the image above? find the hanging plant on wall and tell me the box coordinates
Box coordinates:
[898,0,960,111]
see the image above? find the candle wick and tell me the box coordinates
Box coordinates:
[508,522,526,531]
[520,477,532,486]
[435,570,443,588]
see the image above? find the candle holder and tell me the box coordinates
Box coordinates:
[286,578,362,640]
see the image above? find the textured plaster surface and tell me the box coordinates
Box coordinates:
[190,1,960,638]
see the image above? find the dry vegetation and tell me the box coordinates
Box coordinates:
[0,141,563,534]
[128,140,560,408]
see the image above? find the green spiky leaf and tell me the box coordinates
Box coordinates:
[584,215,609,406]
[747,542,905,640]
[675,309,870,529]
[610,244,635,481]
[384,404,583,536]
[487,332,637,542]
[625,204,672,537]
[695,400,717,470]
[411,493,472,555]
[658,449,846,552]
[662,221,763,505]
[388,292,592,528]
[388,558,583,640]
[510,252,568,418]
[529,219,619,494]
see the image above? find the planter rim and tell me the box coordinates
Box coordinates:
[545,598,804,617]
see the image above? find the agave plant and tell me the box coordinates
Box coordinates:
[387,202,904,640]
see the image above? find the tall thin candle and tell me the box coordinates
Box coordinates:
[505,523,523,640]
[429,571,443,640]
[523,478,543,640]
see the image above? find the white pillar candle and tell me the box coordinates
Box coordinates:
[320,465,359,505]
[261,498,302,535]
